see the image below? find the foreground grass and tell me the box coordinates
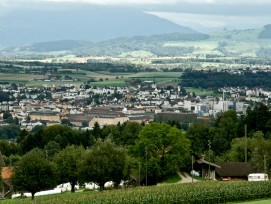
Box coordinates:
[3,181,271,204]
[234,198,271,203]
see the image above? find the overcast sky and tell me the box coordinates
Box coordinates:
[0,0,270,31]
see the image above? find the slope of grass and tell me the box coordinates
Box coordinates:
[160,173,181,184]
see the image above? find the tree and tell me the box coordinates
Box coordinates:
[82,121,89,127]
[119,122,142,146]
[0,124,21,140]
[130,122,191,185]
[79,139,127,190]
[212,110,239,155]
[0,140,19,157]
[44,141,61,159]
[61,119,71,126]
[10,83,18,90]
[244,104,271,137]
[2,111,12,120]
[41,125,73,148]
[186,121,213,154]
[101,125,121,142]
[53,145,84,193]
[92,122,102,139]
[228,131,271,174]
[11,148,57,200]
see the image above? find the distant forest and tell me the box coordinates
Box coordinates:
[0,61,144,73]
[180,70,271,89]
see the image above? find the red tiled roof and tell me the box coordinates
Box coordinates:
[1,167,13,180]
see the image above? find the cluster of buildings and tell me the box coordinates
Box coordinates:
[1,82,271,130]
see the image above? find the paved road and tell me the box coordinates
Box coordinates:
[177,172,199,183]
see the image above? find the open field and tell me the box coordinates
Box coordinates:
[3,181,271,204]
[185,87,215,97]
[0,73,46,84]
[0,71,182,87]
[86,71,182,87]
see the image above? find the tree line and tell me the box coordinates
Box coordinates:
[180,70,271,89]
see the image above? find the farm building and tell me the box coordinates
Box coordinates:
[215,162,253,181]
[193,155,221,180]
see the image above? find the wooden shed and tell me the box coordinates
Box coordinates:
[193,156,221,180]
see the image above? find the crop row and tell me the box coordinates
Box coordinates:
[9,181,271,204]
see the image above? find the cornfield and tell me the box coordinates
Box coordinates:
[6,181,271,204]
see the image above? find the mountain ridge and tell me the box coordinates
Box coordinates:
[0,6,196,47]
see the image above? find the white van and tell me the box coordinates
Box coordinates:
[248,173,268,181]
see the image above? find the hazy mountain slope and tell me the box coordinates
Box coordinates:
[0,6,195,47]
[3,25,271,58]
[259,24,271,39]
[19,40,94,52]
[4,32,207,57]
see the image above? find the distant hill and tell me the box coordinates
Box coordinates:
[2,26,271,59]
[7,33,209,57]
[19,40,94,53]
[0,6,196,47]
[259,24,271,39]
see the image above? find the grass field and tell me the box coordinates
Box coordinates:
[235,199,271,204]
[185,87,215,97]
[0,73,46,82]
[0,70,182,87]
[20,71,183,87]
[3,181,271,204]
[159,173,181,184]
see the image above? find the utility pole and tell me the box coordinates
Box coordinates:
[245,124,247,163]
[264,155,267,181]
[208,140,211,180]
[145,147,148,186]
[139,162,141,186]
[192,155,194,183]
